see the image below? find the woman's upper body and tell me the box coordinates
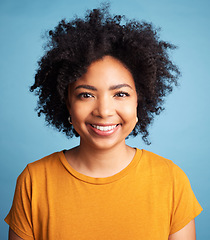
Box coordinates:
[6,148,202,240]
[6,4,202,240]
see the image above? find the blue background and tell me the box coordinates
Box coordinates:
[0,0,209,238]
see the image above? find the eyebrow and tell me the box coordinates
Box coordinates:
[109,84,132,90]
[74,84,132,91]
[74,85,97,91]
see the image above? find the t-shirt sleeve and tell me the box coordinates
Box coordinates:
[169,163,203,235]
[5,166,34,240]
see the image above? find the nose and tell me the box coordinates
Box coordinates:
[92,96,114,118]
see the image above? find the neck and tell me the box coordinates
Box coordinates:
[66,141,135,178]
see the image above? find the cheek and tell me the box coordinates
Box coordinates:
[118,102,137,120]
[70,109,83,122]
[70,102,90,122]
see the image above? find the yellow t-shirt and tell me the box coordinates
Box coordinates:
[5,149,202,239]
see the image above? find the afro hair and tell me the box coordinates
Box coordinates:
[30,3,180,144]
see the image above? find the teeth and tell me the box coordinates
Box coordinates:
[92,124,117,131]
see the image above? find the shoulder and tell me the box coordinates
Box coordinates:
[28,151,62,169]
[18,151,64,181]
[140,149,189,183]
[14,151,66,196]
[140,149,176,170]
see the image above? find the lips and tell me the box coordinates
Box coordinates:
[91,124,118,132]
[88,123,120,136]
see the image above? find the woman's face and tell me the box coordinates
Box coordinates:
[66,56,138,151]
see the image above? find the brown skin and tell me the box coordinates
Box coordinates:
[65,56,138,177]
[9,228,23,240]
[169,220,196,240]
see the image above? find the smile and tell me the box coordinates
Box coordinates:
[91,124,118,132]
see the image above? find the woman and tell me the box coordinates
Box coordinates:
[5,4,202,240]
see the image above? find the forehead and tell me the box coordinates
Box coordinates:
[72,56,135,89]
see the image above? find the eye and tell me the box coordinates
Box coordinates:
[114,91,130,98]
[78,92,94,99]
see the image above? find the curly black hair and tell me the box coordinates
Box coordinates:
[30,3,180,144]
